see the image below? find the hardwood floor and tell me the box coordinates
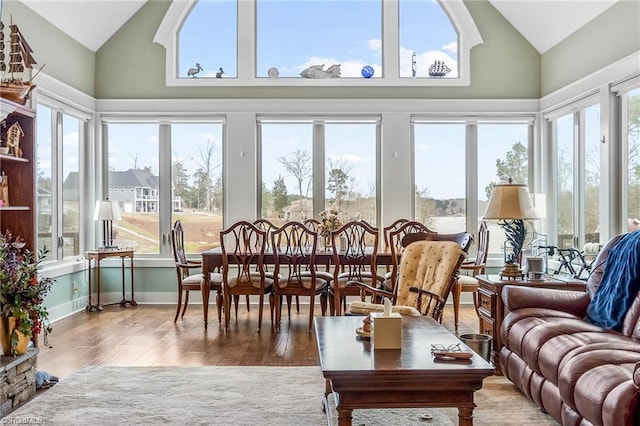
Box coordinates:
[35,302,482,379]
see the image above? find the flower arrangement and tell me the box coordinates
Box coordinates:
[0,230,54,355]
[318,209,343,238]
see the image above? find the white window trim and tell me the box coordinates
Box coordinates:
[153,0,482,87]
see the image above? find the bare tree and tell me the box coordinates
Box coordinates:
[193,140,220,211]
[278,150,312,200]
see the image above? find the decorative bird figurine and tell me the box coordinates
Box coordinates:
[216,67,224,78]
[187,63,203,78]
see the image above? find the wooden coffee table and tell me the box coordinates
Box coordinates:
[314,316,494,426]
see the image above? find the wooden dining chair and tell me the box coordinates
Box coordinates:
[271,221,331,332]
[171,220,223,323]
[220,221,274,332]
[348,234,471,322]
[329,220,383,316]
[451,221,489,333]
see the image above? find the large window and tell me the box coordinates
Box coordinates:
[36,102,87,261]
[625,88,640,229]
[259,119,379,226]
[399,0,458,78]
[105,120,224,255]
[414,120,531,256]
[178,0,237,78]
[414,123,466,231]
[156,0,481,85]
[257,0,382,78]
[556,113,575,247]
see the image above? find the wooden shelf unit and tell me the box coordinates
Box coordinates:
[0,98,36,252]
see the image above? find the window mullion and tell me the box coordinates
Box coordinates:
[237,0,255,80]
[54,111,64,260]
[383,0,399,79]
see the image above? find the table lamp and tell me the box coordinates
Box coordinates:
[483,178,539,279]
[94,199,121,249]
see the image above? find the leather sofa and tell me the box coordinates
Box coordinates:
[500,233,640,426]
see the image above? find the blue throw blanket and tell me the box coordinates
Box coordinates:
[586,231,640,331]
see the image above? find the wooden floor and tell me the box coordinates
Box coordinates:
[35,302,482,379]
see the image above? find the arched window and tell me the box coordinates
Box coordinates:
[154,0,482,86]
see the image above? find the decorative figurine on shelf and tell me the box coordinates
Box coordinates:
[300,64,341,79]
[361,65,374,78]
[0,171,9,206]
[428,60,451,78]
[6,122,23,157]
[215,67,224,78]
[187,63,203,78]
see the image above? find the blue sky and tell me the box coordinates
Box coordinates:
[178,0,458,78]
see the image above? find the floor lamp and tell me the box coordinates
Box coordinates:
[483,179,539,279]
[94,199,121,249]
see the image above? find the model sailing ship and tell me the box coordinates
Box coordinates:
[428,60,451,78]
[0,19,41,105]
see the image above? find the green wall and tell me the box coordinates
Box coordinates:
[2,1,96,96]
[541,0,640,96]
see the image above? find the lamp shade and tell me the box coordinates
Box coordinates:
[93,200,121,221]
[483,182,539,220]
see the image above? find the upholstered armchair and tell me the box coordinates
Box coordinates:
[348,237,468,322]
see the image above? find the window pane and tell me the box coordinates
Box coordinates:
[178,0,237,78]
[399,0,458,78]
[36,104,53,254]
[478,124,529,255]
[107,124,160,254]
[171,123,224,252]
[414,123,465,232]
[260,123,313,224]
[584,104,600,243]
[556,114,574,247]
[325,123,377,225]
[628,88,640,230]
[256,0,382,78]
[62,114,81,258]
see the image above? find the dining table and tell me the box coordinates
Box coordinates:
[199,247,397,328]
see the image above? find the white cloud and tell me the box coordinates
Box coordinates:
[442,41,457,54]
[368,39,382,57]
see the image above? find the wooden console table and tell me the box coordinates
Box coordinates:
[85,249,137,312]
[476,274,586,373]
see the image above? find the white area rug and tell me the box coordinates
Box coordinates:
[4,366,556,425]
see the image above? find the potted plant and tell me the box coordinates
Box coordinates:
[0,230,54,356]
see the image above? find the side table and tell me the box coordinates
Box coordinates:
[476,274,586,374]
[85,249,137,312]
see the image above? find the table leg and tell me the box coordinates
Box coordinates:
[202,273,211,329]
[458,405,474,426]
[95,261,104,311]
[337,408,352,426]
[129,255,137,305]
[86,259,96,312]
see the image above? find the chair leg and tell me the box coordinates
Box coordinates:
[223,291,230,332]
[257,293,265,332]
[216,289,223,323]
[452,281,461,334]
[296,296,300,314]
[286,295,293,319]
[234,295,240,320]
[246,295,251,312]
[174,288,183,322]
[320,292,328,316]
[181,292,190,318]
[308,294,315,333]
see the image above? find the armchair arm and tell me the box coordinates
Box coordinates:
[502,285,591,317]
[634,361,639,390]
[347,280,395,304]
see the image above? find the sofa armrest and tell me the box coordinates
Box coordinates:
[635,361,640,390]
[502,285,591,317]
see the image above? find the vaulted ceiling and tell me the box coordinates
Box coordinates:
[14,0,621,53]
